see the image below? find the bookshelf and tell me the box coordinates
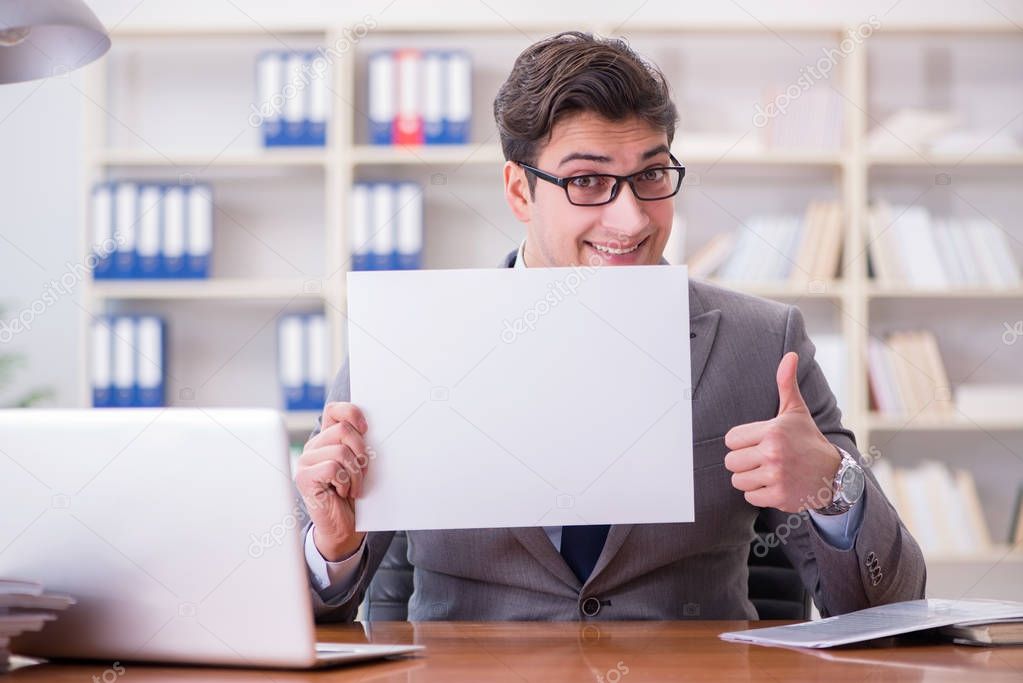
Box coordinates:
[77,21,1023,599]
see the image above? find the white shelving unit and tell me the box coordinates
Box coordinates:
[78,21,1023,597]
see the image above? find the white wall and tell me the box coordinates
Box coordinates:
[1,0,1020,405]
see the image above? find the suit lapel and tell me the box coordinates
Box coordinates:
[509,527,582,589]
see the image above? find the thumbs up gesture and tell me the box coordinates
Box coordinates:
[723,352,843,513]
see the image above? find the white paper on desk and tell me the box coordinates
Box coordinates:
[348,265,693,531]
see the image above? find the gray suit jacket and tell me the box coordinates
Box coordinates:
[304,251,926,621]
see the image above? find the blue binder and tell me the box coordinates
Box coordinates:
[350,183,372,271]
[91,318,114,407]
[111,316,137,407]
[136,184,164,279]
[256,50,286,147]
[185,184,212,279]
[113,182,138,279]
[278,315,306,411]
[135,315,165,407]
[161,185,187,278]
[91,183,116,280]
[368,51,396,145]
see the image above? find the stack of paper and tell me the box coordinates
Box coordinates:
[0,579,75,672]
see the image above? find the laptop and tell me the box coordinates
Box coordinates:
[0,408,423,669]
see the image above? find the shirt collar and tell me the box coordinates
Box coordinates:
[515,240,527,269]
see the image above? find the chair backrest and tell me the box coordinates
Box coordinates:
[364,516,810,621]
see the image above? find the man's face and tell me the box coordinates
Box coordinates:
[504,111,675,268]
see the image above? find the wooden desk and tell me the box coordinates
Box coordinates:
[9,621,1023,681]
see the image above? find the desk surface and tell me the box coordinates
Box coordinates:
[9,621,1023,682]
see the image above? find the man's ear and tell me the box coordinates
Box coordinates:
[503,161,532,223]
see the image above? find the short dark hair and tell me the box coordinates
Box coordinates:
[493,31,678,195]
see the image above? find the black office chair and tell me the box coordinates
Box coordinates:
[363,512,811,621]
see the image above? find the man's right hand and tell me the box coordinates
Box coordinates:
[295,402,371,562]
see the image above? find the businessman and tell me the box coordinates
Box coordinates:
[295,31,925,621]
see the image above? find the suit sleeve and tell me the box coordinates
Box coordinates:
[760,305,927,617]
[298,357,398,623]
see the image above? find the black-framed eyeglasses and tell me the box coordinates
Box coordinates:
[515,154,686,207]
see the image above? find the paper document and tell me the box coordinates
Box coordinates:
[720,599,1023,648]
[348,265,693,531]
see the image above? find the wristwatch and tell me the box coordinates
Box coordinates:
[814,447,865,515]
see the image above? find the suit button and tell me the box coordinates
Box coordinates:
[581,597,601,617]
[866,551,877,564]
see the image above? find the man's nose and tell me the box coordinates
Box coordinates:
[600,181,649,237]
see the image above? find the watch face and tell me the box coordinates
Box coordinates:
[841,465,865,503]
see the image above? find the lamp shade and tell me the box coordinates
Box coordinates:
[0,0,109,84]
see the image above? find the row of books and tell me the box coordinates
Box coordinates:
[254,51,330,147]
[368,50,472,145]
[756,86,843,151]
[687,200,843,284]
[871,459,992,556]
[91,316,165,408]
[1,579,74,673]
[350,182,424,270]
[867,330,951,417]
[92,182,213,280]
[278,314,328,411]
[868,202,1021,289]
[867,107,1022,155]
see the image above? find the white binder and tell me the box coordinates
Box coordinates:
[395,182,423,269]
[370,183,395,270]
[444,51,472,143]
[306,51,329,146]
[161,185,186,277]
[111,316,136,407]
[423,51,445,144]
[278,315,305,410]
[113,182,138,278]
[283,52,306,144]
[305,314,327,407]
[368,51,395,144]
[136,184,163,278]
[91,183,115,278]
[256,50,284,145]
[350,183,372,270]
[186,184,213,278]
[135,316,164,407]
[91,319,113,407]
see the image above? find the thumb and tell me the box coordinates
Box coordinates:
[776,351,807,415]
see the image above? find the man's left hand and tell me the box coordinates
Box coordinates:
[723,351,842,513]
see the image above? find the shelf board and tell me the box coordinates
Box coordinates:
[96,149,329,168]
[704,279,844,300]
[90,279,327,301]
[866,413,1023,432]
[925,547,1023,564]
[868,152,1023,167]
[869,286,1023,299]
[350,145,844,167]
[683,149,843,166]
[350,144,505,166]
[283,410,319,436]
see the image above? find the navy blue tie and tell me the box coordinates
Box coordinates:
[560,524,610,583]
